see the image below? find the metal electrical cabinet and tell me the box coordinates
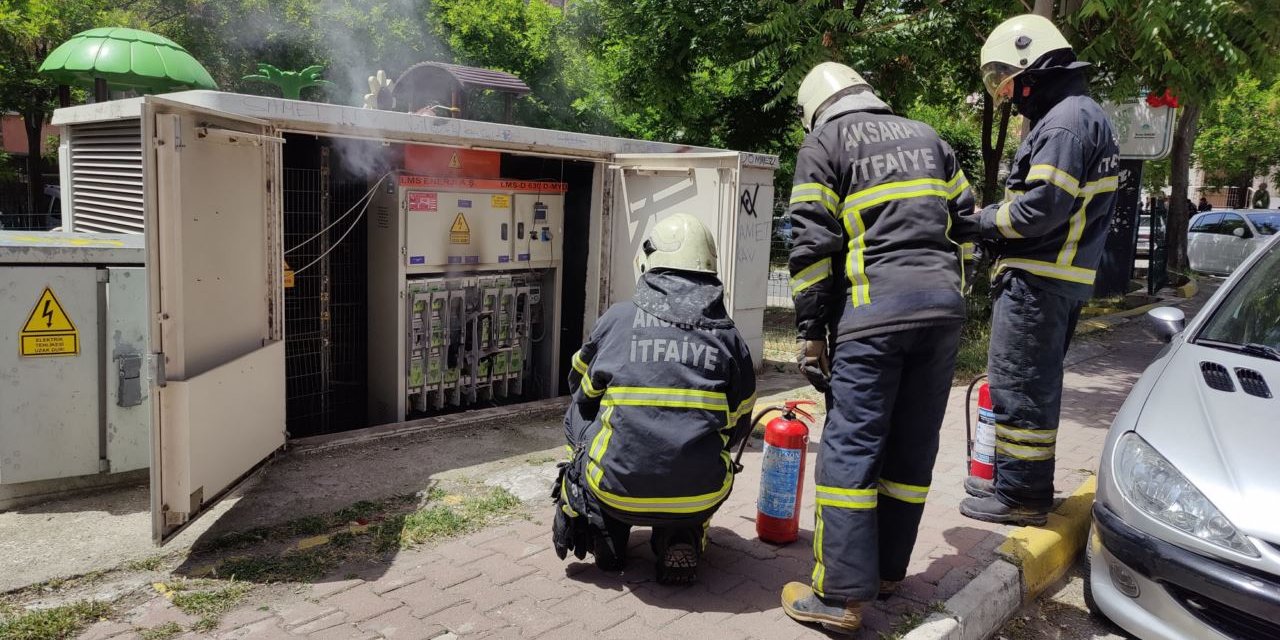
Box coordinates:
[0,232,148,488]
[367,174,565,424]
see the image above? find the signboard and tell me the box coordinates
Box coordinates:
[408,191,439,212]
[1104,101,1176,161]
[20,286,78,357]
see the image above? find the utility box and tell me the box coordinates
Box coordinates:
[0,232,148,489]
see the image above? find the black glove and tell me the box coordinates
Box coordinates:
[798,339,831,393]
[550,462,592,560]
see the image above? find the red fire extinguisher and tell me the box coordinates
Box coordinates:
[966,375,995,480]
[748,400,816,544]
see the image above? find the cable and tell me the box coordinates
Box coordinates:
[291,186,375,277]
[285,174,389,258]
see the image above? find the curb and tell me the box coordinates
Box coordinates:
[1176,276,1199,299]
[1076,301,1167,335]
[903,477,1097,640]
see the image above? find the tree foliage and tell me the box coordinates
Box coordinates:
[1195,74,1280,189]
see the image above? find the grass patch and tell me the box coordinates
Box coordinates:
[124,555,169,572]
[138,622,183,640]
[394,487,522,548]
[169,582,251,619]
[954,322,991,383]
[762,307,798,363]
[197,494,417,553]
[0,600,112,640]
[217,549,338,583]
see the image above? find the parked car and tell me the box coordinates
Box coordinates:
[1136,215,1151,257]
[1187,210,1279,275]
[1087,232,1280,640]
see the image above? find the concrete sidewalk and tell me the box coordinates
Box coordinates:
[70,300,1195,640]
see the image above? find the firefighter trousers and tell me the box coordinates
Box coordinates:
[988,273,1083,511]
[812,324,960,601]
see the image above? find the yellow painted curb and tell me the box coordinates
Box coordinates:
[1076,301,1166,335]
[998,476,1097,598]
[1176,277,1199,299]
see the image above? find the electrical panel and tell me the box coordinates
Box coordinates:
[405,274,540,412]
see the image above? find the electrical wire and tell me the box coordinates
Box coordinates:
[291,183,377,277]
[284,172,391,257]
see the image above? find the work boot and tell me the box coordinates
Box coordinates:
[964,476,995,499]
[959,496,1048,526]
[780,582,863,635]
[877,580,900,601]
[652,528,700,585]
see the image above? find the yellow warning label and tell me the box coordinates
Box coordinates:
[20,286,79,357]
[448,152,462,169]
[283,260,295,289]
[491,194,511,208]
[450,212,471,244]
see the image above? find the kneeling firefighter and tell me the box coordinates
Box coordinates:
[551,213,756,584]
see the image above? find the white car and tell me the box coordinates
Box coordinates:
[1088,232,1280,640]
[1187,210,1280,275]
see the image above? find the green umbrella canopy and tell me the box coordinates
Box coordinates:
[38,27,217,92]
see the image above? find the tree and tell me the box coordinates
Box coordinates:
[1071,0,1280,277]
[1195,74,1280,194]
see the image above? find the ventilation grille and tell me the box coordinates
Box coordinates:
[67,119,144,234]
[1235,368,1273,399]
[1200,362,1235,392]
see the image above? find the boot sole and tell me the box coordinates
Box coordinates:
[959,503,1048,526]
[780,600,860,635]
[656,544,698,585]
[964,484,994,499]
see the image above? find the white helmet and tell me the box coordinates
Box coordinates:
[636,213,718,275]
[797,62,871,132]
[980,14,1073,104]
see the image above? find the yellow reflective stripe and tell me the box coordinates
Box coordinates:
[603,386,729,412]
[947,171,970,199]
[791,182,841,216]
[844,177,948,207]
[843,206,871,306]
[961,242,976,260]
[878,478,929,504]
[571,351,588,376]
[995,201,1024,239]
[1005,188,1025,201]
[996,424,1057,445]
[560,478,580,517]
[563,444,573,456]
[581,373,604,398]
[840,179,951,307]
[1057,176,1119,266]
[790,258,832,295]
[604,398,727,411]
[814,485,877,509]
[1026,164,1081,197]
[729,393,757,425]
[997,441,1055,461]
[608,386,726,400]
[812,504,826,595]
[996,258,1096,285]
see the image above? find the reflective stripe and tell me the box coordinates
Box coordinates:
[961,242,976,260]
[560,478,580,517]
[581,373,604,398]
[996,258,1096,285]
[947,171,970,200]
[729,393,757,425]
[1026,164,1081,197]
[790,258,832,295]
[1057,176,1118,266]
[997,441,1055,461]
[996,424,1057,445]
[878,478,929,504]
[814,485,878,509]
[812,503,827,594]
[571,350,589,376]
[791,182,840,216]
[563,444,573,456]
[603,386,729,412]
[995,201,1024,239]
[841,179,951,306]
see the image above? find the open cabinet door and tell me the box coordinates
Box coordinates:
[144,98,286,544]
[608,153,740,309]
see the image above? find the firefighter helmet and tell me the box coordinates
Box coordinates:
[980,14,1073,103]
[797,62,871,132]
[636,213,718,275]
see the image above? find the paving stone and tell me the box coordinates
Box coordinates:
[476,535,542,562]
[124,598,198,629]
[385,578,468,618]
[421,603,502,636]
[371,575,427,596]
[419,561,484,591]
[291,611,348,635]
[429,541,490,567]
[487,600,571,638]
[323,585,402,623]
[213,606,276,633]
[358,606,447,640]
[304,623,381,640]
[547,592,635,633]
[507,574,581,605]
[275,601,340,628]
[215,616,291,640]
[79,620,135,640]
[464,556,538,587]
[310,579,366,600]
[598,615,662,640]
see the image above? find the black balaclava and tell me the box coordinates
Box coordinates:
[1011,48,1091,122]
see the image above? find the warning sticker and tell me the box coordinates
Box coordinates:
[491,194,511,208]
[448,152,462,169]
[408,191,438,212]
[20,286,78,357]
[283,260,295,289]
[450,213,471,244]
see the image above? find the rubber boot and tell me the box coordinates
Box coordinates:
[964,476,995,499]
[959,495,1048,526]
[780,582,863,635]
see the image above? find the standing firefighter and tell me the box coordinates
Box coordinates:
[551,213,756,584]
[780,62,976,634]
[959,15,1119,525]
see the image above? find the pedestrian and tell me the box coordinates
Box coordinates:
[1198,196,1212,212]
[958,14,1120,525]
[779,61,977,634]
[551,213,756,585]
[1254,183,1271,209]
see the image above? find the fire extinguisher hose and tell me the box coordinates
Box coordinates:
[964,374,988,464]
[732,407,786,474]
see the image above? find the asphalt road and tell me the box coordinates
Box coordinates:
[995,561,1130,640]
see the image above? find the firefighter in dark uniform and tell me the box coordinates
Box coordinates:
[779,62,977,634]
[551,213,756,585]
[959,15,1120,525]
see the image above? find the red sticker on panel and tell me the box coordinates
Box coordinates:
[408,191,438,212]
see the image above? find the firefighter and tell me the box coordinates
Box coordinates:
[551,213,756,585]
[959,15,1120,525]
[779,62,976,634]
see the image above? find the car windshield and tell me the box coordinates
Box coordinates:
[1246,213,1280,236]
[1198,243,1280,352]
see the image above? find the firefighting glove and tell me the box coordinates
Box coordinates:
[798,339,831,393]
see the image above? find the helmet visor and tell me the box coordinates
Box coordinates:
[981,62,1022,103]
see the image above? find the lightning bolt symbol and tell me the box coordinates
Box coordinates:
[42,300,53,328]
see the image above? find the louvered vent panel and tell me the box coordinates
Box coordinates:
[67,119,145,234]
[1200,362,1235,392]
[1235,368,1273,399]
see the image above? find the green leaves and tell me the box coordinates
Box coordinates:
[241,62,334,100]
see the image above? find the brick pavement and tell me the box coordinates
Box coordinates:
[79,316,1171,640]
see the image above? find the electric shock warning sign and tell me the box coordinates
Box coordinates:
[758,443,802,519]
[20,286,79,357]
[450,213,471,244]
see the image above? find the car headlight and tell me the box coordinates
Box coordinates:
[1115,433,1258,557]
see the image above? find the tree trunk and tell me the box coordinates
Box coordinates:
[22,110,46,226]
[981,96,1013,206]
[1033,0,1055,16]
[1167,102,1202,279]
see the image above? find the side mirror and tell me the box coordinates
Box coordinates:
[1233,227,1247,238]
[1146,306,1186,343]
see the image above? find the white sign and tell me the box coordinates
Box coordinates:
[1104,101,1176,161]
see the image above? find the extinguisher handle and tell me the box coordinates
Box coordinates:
[784,399,818,422]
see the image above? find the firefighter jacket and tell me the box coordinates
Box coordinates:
[975,72,1120,301]
[564,269,756,525]
[788,92,978,342]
